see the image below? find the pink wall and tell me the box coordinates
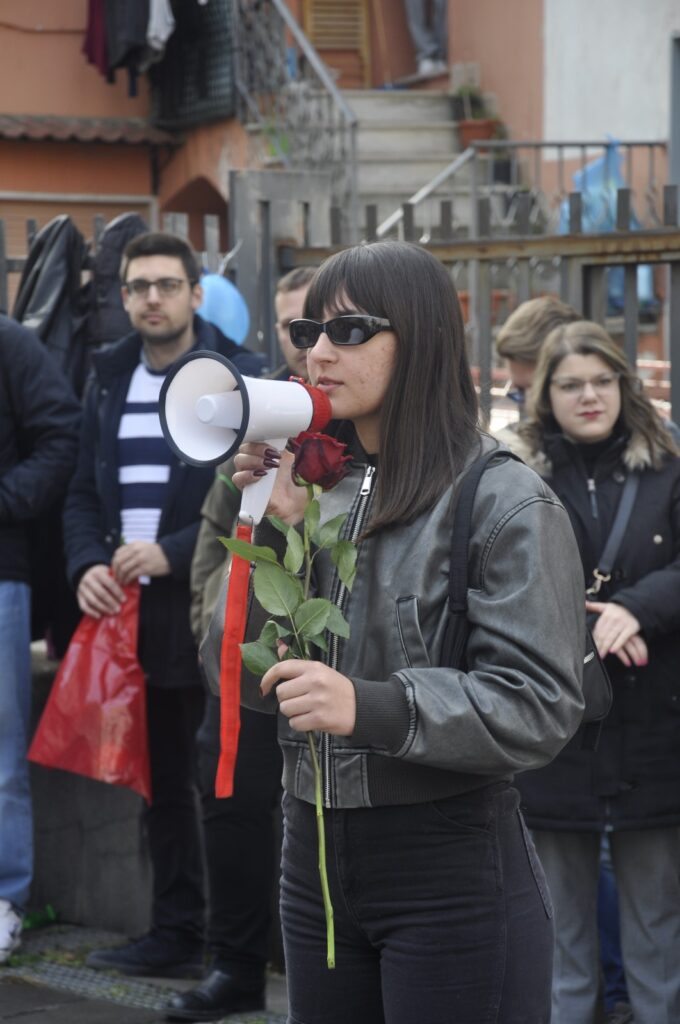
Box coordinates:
[0,1,149,117]
[449,0,544,141]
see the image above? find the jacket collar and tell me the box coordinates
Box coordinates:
[91,314,235,384]
[510,426,655,476]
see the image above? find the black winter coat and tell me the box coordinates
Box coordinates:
[0,315,81,584]
[515,430,680,831]
[63,315,255,688]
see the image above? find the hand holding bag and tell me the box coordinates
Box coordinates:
[28,580,152,802]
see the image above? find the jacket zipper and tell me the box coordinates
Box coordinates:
[587,477,598,519]
[321,463,376,807]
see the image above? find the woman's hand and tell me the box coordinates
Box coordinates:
[586,600,646,665]
[232,443,307,525]
[260,659,357,735]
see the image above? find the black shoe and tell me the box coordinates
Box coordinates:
[165,968,266,1021]
[85,932,204,979]
[604,1004,635,1024]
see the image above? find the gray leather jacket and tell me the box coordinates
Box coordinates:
[202,436,586,809]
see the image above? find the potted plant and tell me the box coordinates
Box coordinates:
[452,85,498,150]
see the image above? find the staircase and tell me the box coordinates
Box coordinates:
[345,88,480,240]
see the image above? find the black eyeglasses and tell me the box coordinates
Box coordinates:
[124,277,193,298]
[288,315,392,350]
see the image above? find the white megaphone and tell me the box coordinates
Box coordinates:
[159,351,332,525]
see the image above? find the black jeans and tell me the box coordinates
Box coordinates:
[197,697,282,970]
[144,684,205,947]
[281,783,553,1024]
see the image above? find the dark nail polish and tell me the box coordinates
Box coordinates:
[263,457,280,469]
[253,469,267,477]
[264,448,280,459]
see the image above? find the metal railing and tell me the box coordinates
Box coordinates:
[376,139,667,242]
[232,0,359,242]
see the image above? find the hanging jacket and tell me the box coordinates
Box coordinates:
[12,215,90,397]
[513,429,680,831]
[87,212,148,348]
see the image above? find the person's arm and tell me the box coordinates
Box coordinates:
[599,466,680,639]
[0,330,80,524]
[63,383,111,585]
[348,476,586,776]
[190,462,241,643]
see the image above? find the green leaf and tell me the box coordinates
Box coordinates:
[325,603,350,639]
[239,640,279,676]
[283,526,304,574]
[306,632,329,653]
[294,598,331,639]
[253,561,303,618]
[331,540,357,592]
[219,537,278,564]
[318,512,348,548]
[260,619,292,646]
[266,514,290,537]
[304,498,320,544]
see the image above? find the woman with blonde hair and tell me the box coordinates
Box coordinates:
[515,320,680,1024]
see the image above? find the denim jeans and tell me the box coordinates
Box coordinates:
[403,0,447,62]
[281,783,553,1024]
[598,833,629,1011]
[0,581,32,910]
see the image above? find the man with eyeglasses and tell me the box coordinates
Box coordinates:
[63,231,261,979]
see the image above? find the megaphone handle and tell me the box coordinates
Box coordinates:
[239,438,287,526]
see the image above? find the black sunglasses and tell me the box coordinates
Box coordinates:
[289,315,392,350]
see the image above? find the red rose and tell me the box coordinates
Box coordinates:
[289,431,352,490]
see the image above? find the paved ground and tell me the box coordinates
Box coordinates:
[0,924,287,1022]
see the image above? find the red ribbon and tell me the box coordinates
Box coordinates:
[215,521,253,797]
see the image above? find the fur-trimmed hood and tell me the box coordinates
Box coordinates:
[497,423,658,477]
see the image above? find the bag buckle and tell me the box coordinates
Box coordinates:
[586,568,611,596]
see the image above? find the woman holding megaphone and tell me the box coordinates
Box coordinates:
[224,240,585,1023]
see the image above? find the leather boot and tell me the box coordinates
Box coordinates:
[165,966,266,1021]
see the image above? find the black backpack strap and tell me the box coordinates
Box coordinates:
[442,447,523,668]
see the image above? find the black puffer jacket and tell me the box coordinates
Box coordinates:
[0,315,81,584]
[515,429,680,831]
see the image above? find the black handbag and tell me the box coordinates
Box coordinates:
[441,449,613,744]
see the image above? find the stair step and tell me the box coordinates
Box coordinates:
[357,154,472,192]
[342,88,454,123]
[357,122,459,157]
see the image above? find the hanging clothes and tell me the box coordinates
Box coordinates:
[82,0,109,78]
[144,0,176,69]
[104,0,150,95]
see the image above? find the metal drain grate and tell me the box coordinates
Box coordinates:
[4,961,287,1022]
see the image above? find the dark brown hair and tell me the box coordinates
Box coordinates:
[121,231,200,285]
[304,241,479,532]
[521,320,678,466]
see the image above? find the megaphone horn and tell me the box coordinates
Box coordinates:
[159,351,332,525]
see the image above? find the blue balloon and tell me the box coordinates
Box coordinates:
[197,274,250,345]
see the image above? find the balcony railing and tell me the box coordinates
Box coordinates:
[232,0,359,243]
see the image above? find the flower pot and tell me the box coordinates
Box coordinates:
[457,118,498,151]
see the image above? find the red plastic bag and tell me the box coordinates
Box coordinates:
[28,581,151,802]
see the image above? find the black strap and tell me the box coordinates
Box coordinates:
[588,472,639,594]
[442,448,522,667]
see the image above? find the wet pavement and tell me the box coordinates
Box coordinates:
[0,924,287,1022]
